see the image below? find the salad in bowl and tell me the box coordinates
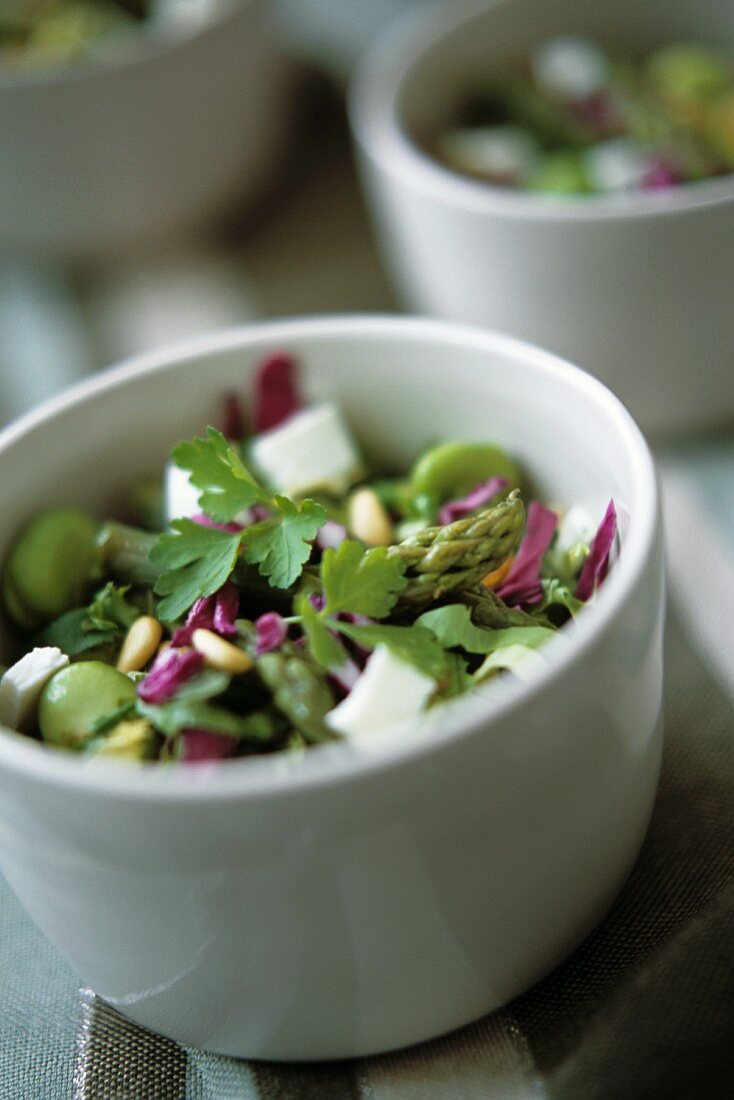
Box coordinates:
[0,352,618,764]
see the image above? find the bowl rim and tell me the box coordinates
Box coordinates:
[0,313,660,801]
[349,0,734,224]
[0,0,260,92]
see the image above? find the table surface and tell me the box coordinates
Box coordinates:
[0,84,732,1100]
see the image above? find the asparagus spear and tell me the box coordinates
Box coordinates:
[388,492,525,610]
[256,647,337,744]
[459,584,553,630]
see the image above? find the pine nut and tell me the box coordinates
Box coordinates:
[192,629,253,675]
[117,616,163,673]
[348,488,394,546]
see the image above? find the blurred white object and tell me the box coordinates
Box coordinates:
[251,403,363,495]
[531,35,608,99]
[439,125,538,181]
[0,261,96,424]
[0,0,293,259]
[351,0,734,437]
[326,645,435,741]
[584,139,649,192]
[164,461,203,523]
[152,0,232,33]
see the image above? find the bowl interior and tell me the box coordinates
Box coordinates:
[0,316,656,791]
[391,0,734,159]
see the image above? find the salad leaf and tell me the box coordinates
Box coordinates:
[335,620,450,681]
[575,500,617,601]
[473,644,551,683]
[321,539,407,618]
[536,577,585,618]
[171,428,264,523]
[496,501,557,607]
[253,352,302,432]
[297,593,347,670]
[416,603,555,655]
[151,520,243,623]
[241,497,326,589]
[39,583,140,656]
[137,698,276,739]
[86,583,140,632]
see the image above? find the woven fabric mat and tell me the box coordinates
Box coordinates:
[0,461,732,1100]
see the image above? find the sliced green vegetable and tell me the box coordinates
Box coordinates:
[409,441,520,501]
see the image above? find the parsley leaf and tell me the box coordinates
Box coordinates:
[416,604,555,654]
[321,539,407,618]
[297,593,347,669]
[150,520,243,622]
[242,497,326,590]
[171,428,265,522]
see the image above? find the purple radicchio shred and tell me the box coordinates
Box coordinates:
[180,729,238,762]
[255,612,289,655]
[192,513,243,534]
[253,351,302,433]
[172,581,240,646]
[575,499,618,601]
[642,158,681,190]
[138,648,204,704]
[221,392,246,440]
[316,520,348,550]
[438,477,509,526]
[496,501,558,607]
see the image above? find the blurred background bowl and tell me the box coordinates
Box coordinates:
[0,0,294,260]
[350,0,734,438]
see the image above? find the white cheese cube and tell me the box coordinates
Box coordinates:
[532,36,609,99]
[555,504,597,553]
[250,403,363,497]
[584,139,648,192]
[440,126,539,182]
[164,461,202,524]
[326,645,435,742]
[0,647,69,732]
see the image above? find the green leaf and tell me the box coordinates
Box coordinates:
[473,644,551,683]
[335,621,449,680]
[137,698,274,739]
[38,583,140,656]
[536,578,585,617]
[170,669,231,703]
[416,604,556,655]
[39,608,116,655]
[321,539,407,618]
[86,583,140,632]
[297,594,347,670]
[151,520,243,622]
[242,497,326,589]
[171,427,266,522]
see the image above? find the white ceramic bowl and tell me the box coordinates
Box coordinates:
[0,315,663,1060]
[0,1,292,259]
[350,0,734,438]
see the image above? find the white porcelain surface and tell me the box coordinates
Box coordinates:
[0,1,292,258]
[351,0,734,438]
[0,316,664,1059]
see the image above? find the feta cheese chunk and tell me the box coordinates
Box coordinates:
[164,461,202,524]
[250,403,363,497]
[532,36,609,99]
[439,126,539,182]
[326,645,435,742]
[584,139,648,192]
[0,647,69,732]
[555,504,597,553]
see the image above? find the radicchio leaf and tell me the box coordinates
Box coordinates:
[253,352,302,432]
[438,477,509,526]
[180,729,238,762]
[496,501,557,607]
[255,611,288,654]
[221,393,245,441]
[138,648,204,704]
[575,500,617,601]
[172,581,240,646]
